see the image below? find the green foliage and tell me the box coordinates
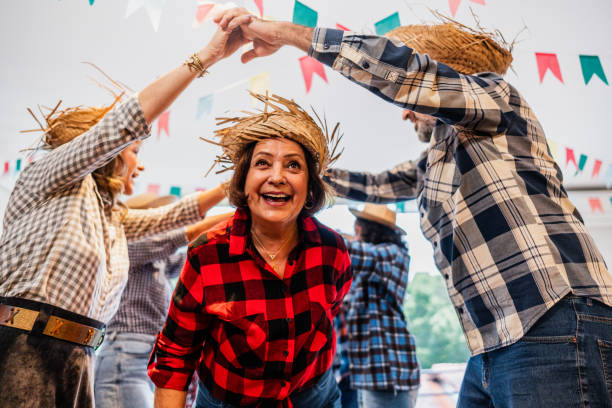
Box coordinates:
[404,272,470,369]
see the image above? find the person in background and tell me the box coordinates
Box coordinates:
[0,15,252,408]
[148,93,351,408]
[95,192,233,408]
[339,204,419,408]
[216,8,612,407]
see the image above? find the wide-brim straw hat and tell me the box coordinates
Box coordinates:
[385,14,513,75]
[124,193,177,209]
[204,92,343,176]
[350,203,406,235]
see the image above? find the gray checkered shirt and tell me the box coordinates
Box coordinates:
[0,95,201,323]
[312,28,612,355]
[107,228,187,335]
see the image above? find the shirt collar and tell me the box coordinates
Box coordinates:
[228,208,322,257]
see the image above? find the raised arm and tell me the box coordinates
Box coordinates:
[324,153,425,203]
[128,228,187,269]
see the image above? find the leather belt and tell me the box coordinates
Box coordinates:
[0,304,105,349]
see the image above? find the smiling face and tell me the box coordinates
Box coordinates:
[118,140,144,196]
[244,138,309,229]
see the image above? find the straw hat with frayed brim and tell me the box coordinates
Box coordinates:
[203,92,343,176]
[125,193,177,209]
[350,204,406,235]
[20,63,130,150]
[385,12,513,75]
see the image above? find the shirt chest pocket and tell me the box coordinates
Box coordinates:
[212,305,268,371]
[421,142,461,207]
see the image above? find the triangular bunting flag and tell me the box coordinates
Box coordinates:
[579,55,608,85]
[535,53,563,83]
[126,0,166,32]
[157,111,170,139]
[449,0,461,17]
[15,159,22,172]
[577,154,588,174]
[193,1,215,28]
[169,186,182,197]
[196,94,214,119]
[147,184,160,194]
[605,164,612,189]
[470,0,485,5]
[3,161,9,174]
[336,23,350,31]
[547,139,559,162]
[292,1,317,28]
[89,0,95,5]
[299,55,327,93]
[565,148,577,170]
[395,202,407,213]
[374,12,400,35]
[588,197,604,213]
[254,0,263,17]
[592,159,602,179]
[250,72,270,106]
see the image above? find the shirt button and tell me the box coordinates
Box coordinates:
[444,274,449,280]
[281,381,287,387]
[457,307,464,314]
[288,260,295,266]
[283,350,289,357]
[362,61,370,69]
[323,42,330,50]
[285,318,291,323]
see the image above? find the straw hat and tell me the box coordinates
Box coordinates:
[124,193,177,209]
[204,92,343,176]
[385,14,513,75]
[350,204,406,235]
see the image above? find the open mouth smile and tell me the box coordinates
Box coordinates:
[261,193,291,203]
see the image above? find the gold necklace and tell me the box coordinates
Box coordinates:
[251,229,295,261]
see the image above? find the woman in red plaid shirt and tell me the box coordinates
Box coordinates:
[148,93,352,408]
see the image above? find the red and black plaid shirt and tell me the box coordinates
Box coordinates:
[148,208,352,406]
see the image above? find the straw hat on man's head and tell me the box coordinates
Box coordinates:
[205,92,343,176]
[385,13,513,75]
[124,193,177,209]
[350,204,406,235]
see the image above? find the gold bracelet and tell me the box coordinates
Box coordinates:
[184,53,209,78]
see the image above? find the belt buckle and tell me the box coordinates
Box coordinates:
[94,328,106,351]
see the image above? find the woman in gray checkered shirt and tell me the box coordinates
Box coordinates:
[0,14,253,408]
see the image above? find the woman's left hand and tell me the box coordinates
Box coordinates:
[203,8,253,65]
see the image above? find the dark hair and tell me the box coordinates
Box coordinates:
[227,139,330,218]
[355,217,406,249]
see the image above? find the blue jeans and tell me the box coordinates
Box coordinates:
[356,389,418,408]
[196,367,341,407]
[94,332,156,408]
[458,295,612,407]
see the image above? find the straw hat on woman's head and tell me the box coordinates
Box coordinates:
[350,204,406,235]
[205,92,343,176]
[385,13,513,75]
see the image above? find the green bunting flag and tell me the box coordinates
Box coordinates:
[577,154,588,173]
[375,12,400,35]
[579,55,608,85]
[15,159,22,172]
[169,186,181,197]
[89,0,95,5]
[292,1,317,28]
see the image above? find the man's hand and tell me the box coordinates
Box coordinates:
[214,8,314,63]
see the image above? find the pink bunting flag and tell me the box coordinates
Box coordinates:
[157,111,170,139]
[535,53,564,83]
[565,148,577,170]
[3,161,8,174]
[470,0,485,4]
[592,159,603,179]
[448,0,485,17]
[589,198,604,213]
[147,184,161,194]
[336,23,350,31]
[298,55,327,93]
[253,0,263,17]
[194,2,215,24]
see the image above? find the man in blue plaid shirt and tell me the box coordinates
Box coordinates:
[216,8,612,407]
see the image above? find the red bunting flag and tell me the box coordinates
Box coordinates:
[194,3,215,24]
[336,23,350,31]
[565,148,577,170]
[253,0,263,17]
[3,162,8,174]
[535,53,563,83]
[147,184,160,194]
[157,111,170,139]
[449,0,485,17]
[589,198,604,213]
[592,159,603,179]
[299,55,327,93]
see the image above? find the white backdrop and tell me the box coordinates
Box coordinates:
[1,0,611,267]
